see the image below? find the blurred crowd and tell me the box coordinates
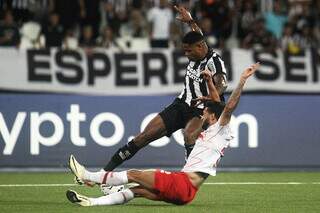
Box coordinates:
[0,0,319,53]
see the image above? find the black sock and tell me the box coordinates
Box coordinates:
[104,140,140,171]
[184,143,195,161]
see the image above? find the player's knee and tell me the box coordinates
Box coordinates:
[127,169,143,182]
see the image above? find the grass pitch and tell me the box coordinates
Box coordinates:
[0,171,319,213]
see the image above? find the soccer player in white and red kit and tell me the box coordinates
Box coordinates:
[66,63,260,206]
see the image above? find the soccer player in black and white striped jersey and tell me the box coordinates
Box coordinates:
[102,5,228,172]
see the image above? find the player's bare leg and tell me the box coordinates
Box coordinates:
[126,170,156,190]
[183,117,203,158]
[104,115,167,171]
[130,186,160,200]
[132,115,168,147]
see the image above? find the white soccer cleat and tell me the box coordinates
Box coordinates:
[68,155,95,187]
[100,184,125,195]
[66,190,92,207]
[100,183,140,195]
[73,176,95,187]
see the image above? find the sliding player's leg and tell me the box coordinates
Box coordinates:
[66,170,159,207]
[68,157,197,206]
[69,155,156,189]
[66,188,135,206]
[66,185,161,207]
[131,186,161,200]
[69,154,129,186]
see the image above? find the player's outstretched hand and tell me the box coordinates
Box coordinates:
[200,69,212,82]
[174,5,193,23]
[241,62,260,80]
[191,96,210,107]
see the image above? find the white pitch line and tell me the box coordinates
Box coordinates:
[0,184,77,187]
[0,182,319,187]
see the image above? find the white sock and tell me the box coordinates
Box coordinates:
[90,189,134,206]
[84,170,128,185]
[83,170,104,183]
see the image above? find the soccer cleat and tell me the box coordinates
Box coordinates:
[73,176,95,187]
[100,183,140,195]
[74,176,83,185]
[68,155,95,187]
[100,184,125,195]
[66,190,92,207]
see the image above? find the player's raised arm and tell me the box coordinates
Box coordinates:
[174,5,202,34]
[202,69,221,102]
[219,63,260,126]
[191,69,221,106]
[213,73,228,95]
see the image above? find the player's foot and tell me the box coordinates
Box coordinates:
[100,184,125,195]
[100,183,140,195]
[73,176,95,187]
[68,155,95,187]
[66,190,92,207]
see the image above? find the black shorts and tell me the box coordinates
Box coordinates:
[159,98,203,137]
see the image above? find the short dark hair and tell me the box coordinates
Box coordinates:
[205,101,225,118]
[182,31,204,44]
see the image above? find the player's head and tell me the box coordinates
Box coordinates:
[203,101,225,123]
[182,31,208,61]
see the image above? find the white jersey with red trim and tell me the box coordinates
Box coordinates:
[182,120,234,176]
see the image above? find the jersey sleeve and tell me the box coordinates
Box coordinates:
[207,54,227,76]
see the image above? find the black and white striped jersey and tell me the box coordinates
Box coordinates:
[178,49,227,109]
